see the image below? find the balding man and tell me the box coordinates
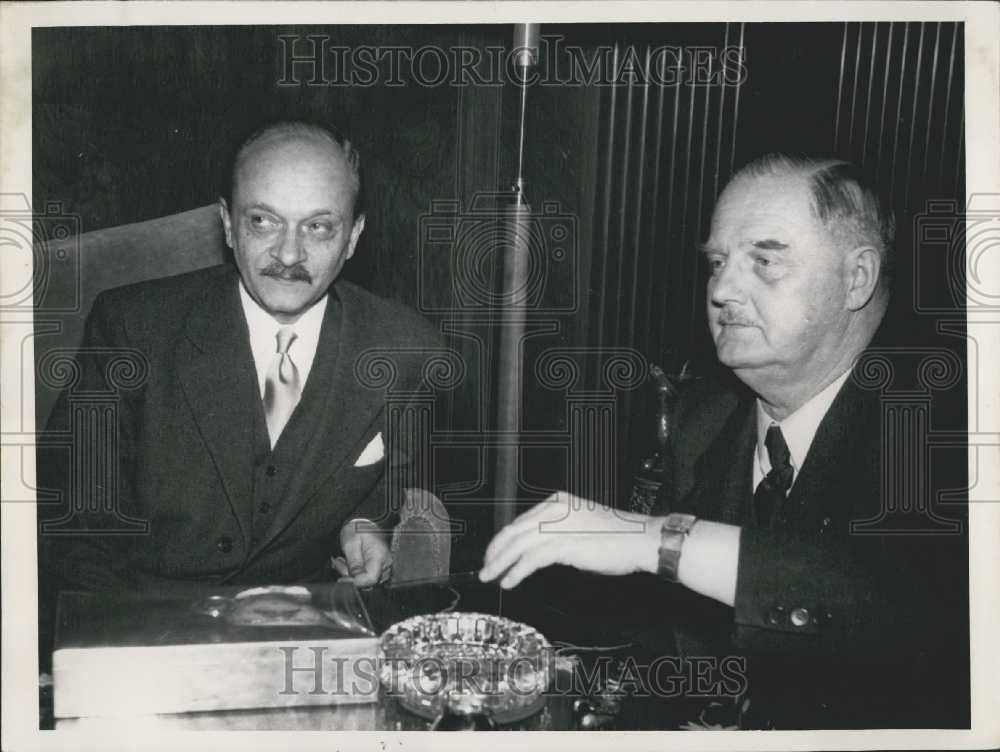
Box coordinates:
[39,121,442,594]
[481,155,966,727]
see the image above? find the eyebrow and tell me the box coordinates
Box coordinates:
[244,203,341,220]
[697,238,789,255]
[751,239,789,251]
[243,203,281,216]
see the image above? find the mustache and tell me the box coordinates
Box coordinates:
[260,262,312,283]
[715,308,757,327]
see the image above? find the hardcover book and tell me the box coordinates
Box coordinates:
[52,581,379,718]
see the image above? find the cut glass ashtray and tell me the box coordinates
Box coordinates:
[379,612,552,724]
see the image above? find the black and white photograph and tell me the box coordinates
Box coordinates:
[1,2,998,749]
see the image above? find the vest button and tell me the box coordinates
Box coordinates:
[216,536,233,553]
[265,465,277,477]
[259,502,271,514]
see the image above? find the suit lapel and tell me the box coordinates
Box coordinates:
[784,375,875,529]
[256,283,385,550]
[686,396,757,526]
[176,268,257,546]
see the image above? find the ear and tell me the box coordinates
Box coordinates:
[218,199,234,249]
[844,245,881,311]
[344,212,366,261]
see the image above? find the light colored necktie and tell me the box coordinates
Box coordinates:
[263,326,301,447]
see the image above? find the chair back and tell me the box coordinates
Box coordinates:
[33,204,226,427]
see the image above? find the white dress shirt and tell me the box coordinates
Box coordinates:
[238,281,328,398]
[238,282,379,554]
[753,368,853,491]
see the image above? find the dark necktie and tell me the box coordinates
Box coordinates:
[753,424,794,527]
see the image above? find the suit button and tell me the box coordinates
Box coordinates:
[216,536,233,553]
[766,605,786,625]
[250,536,260,548]
[790,607,810,627]
[265,465,277,477]
[259,502,271,514]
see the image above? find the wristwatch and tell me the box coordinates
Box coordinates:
[657,513,698,582]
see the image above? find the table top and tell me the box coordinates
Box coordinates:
[50,570,700,731]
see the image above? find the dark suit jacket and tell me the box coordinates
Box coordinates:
[655,363,969,728]
[37,264,443,598]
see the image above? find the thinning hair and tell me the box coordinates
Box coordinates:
[731,153,895,289]
[221,120,365,218]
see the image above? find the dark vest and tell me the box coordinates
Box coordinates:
[248,298,342,551]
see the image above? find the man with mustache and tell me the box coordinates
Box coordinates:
[39,121,442,594]
[480,155,967,727]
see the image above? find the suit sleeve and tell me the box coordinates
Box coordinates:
[730,519,967,657]
[339,452,401,540]
[37,291,140,594]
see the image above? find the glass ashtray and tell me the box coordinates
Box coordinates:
[379,612,552,724]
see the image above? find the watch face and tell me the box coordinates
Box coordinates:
[658,516,694,582]
[666,514,696,533]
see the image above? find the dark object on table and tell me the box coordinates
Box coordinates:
[627,363,695,514]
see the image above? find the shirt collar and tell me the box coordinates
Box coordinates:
[755,368,853,479]
[239,280,327,338]
[238,279,328,391]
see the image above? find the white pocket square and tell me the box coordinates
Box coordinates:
[354,432,385,467]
